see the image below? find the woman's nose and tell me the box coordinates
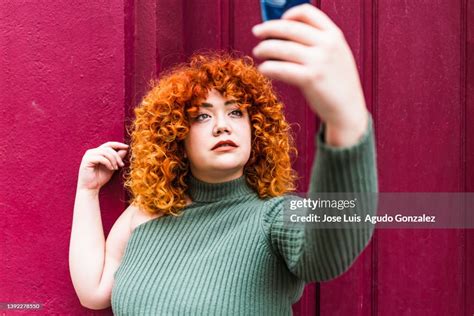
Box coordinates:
[213,115,231,136]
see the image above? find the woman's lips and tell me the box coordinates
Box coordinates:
[212,145,237,152]
[211,140,238,150]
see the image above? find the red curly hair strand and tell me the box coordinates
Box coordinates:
[123,50,298,216]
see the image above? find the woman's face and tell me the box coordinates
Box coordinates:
[184,88,252,183]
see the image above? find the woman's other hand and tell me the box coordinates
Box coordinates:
[251,3,368,147]
[76,142,129,192]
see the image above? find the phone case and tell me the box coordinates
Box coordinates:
[260,0,312,21]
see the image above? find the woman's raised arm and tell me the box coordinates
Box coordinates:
[255,3,378,282]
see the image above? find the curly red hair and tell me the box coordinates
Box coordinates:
[123,50,299,216]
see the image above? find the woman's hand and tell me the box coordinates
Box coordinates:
[76,142,129,192]
[251,4,368,147]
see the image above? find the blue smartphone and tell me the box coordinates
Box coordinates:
[260,0,312,21]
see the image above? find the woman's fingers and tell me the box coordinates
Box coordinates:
[86,150,116,170]
[252,19,322,46]
[117,149,129,159]
[281,3,339,32]
[99,149,119,170]
[91,147,119,170]
[97,141,128,169]
[99,141,129,150]
[252,3,366,131]
[96,155,116,171]
[104,146,125,167]
[256,60,309,87]
[252,39,311,65]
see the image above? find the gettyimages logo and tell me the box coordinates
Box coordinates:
[289,198,357,211]
[283,192,474,229]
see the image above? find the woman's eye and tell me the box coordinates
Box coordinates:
[230,109,243,117]
[195,113,210,121]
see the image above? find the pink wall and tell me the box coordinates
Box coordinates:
[1,0,473,315]
[0,1,127,315]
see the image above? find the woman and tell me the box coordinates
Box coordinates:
[69,4,377,315]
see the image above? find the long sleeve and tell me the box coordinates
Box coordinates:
[261,113,378,283]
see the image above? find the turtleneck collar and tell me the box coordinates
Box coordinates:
[187,173,255,203]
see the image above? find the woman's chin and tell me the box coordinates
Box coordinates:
[206,160,245,173]
[212,163,244,172]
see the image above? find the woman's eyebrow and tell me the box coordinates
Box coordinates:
[200,100,237,108]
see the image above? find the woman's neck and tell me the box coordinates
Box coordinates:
[189,168,244,184]
[186,172,254,203]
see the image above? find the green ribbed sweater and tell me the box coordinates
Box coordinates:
[111,115,378,315]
